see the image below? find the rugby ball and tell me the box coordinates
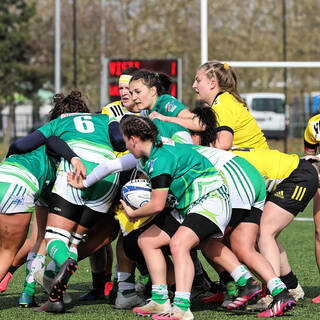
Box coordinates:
[121,179,152,209]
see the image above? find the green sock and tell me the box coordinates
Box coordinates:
[174,296,190,311]
[152,284,168,304]
[47,240,70,267]
[23,253,46,296]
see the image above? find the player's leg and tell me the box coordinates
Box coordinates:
[19,204,48,307]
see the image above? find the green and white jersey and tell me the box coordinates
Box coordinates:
[0,145,57,213]
[192,146,266,211]
[141,94,186,118]
[153,118,192,144]
[38,113,117,164]
[4,145,57,196]
[38,113,119,212]
[138,140,224,216]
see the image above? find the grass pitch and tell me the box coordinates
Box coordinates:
[1,202,319,319]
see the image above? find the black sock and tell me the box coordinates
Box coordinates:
[92,271,107,292]
[219,271,234,287]
[280,271,298,290]
[8,265,18,275]
[106,273,112,282]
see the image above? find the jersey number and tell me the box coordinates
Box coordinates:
[74,116,95,133]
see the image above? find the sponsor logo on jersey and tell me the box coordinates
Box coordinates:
[54,206,62,212]
[291,186,306,201]
[274,190,284,199]
[147,159,157,174]
[12,195,24,205]
[165,101,177,113]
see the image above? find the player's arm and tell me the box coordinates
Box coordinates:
[67,153,138,189]
[120,174,171,220]
[149,109,206,132]
[46,136,86,177]
[214,127,234,150]
[6,130,46,157]
[109,121,126,152]
[314,190,320,273]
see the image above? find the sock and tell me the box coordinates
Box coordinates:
[267,277,286,297]
[24,252,46,296]
[174,291,191,311]
[219,271,234,287]
[118,272,135,295]
[92,271,107,292]
[45,260,59,279]
[106,273,112,282]
[280,271,298,290]
[8,265,18,275]
[47,239,70,267]
[152,284,169,304]
[193,258,205,286]
[231,265,252,287]
[68,245,78,261]
[110,265,118,294]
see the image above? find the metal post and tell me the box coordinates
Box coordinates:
[177,58,182,101]
[201,0,208,64]
[100,0,106,108]
[55,0,61,93]
[282,0,288,153]
[73,0,77,88]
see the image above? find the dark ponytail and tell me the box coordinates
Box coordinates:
[130,69,172,96]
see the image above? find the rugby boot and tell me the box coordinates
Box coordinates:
[152,304,194,320]
[257,289,296,317]
[227,278,262,310]
[0,272,13,292]
[133,298,171,316]
[19,292,38,308]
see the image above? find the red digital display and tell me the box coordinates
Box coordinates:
[108,59,179,100]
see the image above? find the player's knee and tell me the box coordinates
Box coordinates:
[45,226,71,244]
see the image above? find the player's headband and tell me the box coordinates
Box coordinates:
[119,74,133,84]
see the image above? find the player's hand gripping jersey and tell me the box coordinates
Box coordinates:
[212,91,269,150]
[38,113,119,213]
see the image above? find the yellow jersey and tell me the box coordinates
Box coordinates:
[232,148,300,192]
[304,114,320,154]
[102,101,150,234]
[211,91,269,150]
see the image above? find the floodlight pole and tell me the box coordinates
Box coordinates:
[282,0,287,153]
[73,0,77,88]
[201,0,208,64]
[55,0,61,93]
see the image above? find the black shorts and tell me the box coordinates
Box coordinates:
[268,159,318,216]
[155,211,221,242]
[228,207,262,228]
[123,208,173,263]
[50,193,103,229]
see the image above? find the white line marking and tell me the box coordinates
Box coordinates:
[294,217,313,222]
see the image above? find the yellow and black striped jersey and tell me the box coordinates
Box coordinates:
[212,91,269,150]
[304,114,320,154]
[101,100,135,122]
[232,148,300,192]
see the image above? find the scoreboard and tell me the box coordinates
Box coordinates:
[101,58,182,106]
